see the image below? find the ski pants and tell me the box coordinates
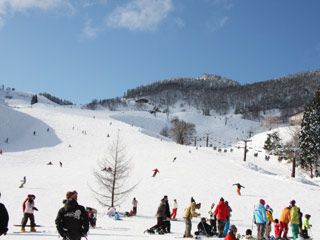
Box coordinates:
[217,219,226,236]
[279,222,288,238]
[21,213,35,228]
[291,224,299,240]
[184,218,192,237]
[171,208,177,219]
[223,219,230,237]
[256,223,266,240]
[265,223,272,238]
[209,218,217,233]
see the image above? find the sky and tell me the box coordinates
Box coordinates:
[0,0,320,104]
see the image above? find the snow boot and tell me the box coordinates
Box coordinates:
[21,227,26,232]
[30,227,37,232]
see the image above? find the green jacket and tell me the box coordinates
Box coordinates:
[302,217,311,230]
[290,206,299,225]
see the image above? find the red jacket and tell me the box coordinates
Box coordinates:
[274,223,280,238]
[214,200,230,220]
[224,232,237,240]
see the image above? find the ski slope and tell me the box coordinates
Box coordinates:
[0,94,319,239]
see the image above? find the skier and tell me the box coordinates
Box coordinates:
[290,200,300,240]
[208,203,217,234]
[55,191,89,240]
[183,197,201,238]
[21,194,38,232]
[19,176,26,188]
[224,225,238,240]
[265,204,274,239]
[195,217,214,237]
[171,199,178,220]
[152,168,160,177]
[0,193,9,236]
[278,205,291,240]
[132,197,138,215]
[254,199,267,240]
[214,197,230,238]
[233,183,245,196]
[301,214,312,239]
[162,195,171,233]
[240,229,256,240]
[145,199,167,234]
[59,161,63,167]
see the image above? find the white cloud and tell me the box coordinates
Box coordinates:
[0,0,73,29]
[207,16,229,32]
[81,17,99,39]
[106,0,173,31]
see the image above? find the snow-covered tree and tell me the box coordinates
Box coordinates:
[299,90,320,177]
[264,131,282,152]
[170,117,196,145]
[92,133,136,207]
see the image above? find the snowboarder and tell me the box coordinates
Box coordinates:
[278,205,291,240]
[171,199,178,220]
[290,200,300,240]
[0,193,9,236]
[225,224,238,240]
[21,194,38,232]
[183,197,201,238]
[301,214,312,239]
[195,217,214,237]
[214,197,229,238]
[145,199,167,234]
[19,176,26,188]
[132,197,138,215]
[162,195,171,233]
[254,199,267,240]
[55,191,89,240]
[152,168,160,177]
[233,183,245,195]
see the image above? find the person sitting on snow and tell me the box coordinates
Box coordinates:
[240,229,256,240]
[195,217,214,237]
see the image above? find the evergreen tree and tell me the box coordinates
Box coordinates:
[299,90,320,177]
[264,131,282,152]
[31,95,38,105]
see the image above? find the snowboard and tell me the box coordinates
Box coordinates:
[14,224,43,227]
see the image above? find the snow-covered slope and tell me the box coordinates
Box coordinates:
[0,95,319,240]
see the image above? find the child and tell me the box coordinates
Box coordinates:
[301,214,312,239]
[241,229,256,240]
[274,219,280,239]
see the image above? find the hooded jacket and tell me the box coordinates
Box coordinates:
[279,207,291,224]
[254,204,267,224]
[55,199,89,240]
[214,200,229,220]
[0,203,9,235]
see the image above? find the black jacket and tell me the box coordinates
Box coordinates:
[0,203,9,235]
[55,199,89,240]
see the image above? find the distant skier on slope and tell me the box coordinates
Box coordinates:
[152,168,160,177]
[233,183,245,195]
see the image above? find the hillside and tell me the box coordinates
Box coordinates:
[0,94,319,239]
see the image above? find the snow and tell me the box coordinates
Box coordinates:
[0,94,319,239]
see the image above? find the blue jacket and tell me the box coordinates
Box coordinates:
[254,204,267,224]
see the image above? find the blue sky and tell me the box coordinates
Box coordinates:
[0,0,320,104]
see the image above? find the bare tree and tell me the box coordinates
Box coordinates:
[92,133,136,207]
[170,117,196,145]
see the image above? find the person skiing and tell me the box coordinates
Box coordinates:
[233,183,245,195]
[19,176,26,188]
[132,197,138,215]
[214,197,230,238]
[0,193,9,236]
[278,205,291,240]
[55,191,89,240]
[224,224,238,240]
[254,199,267,240]
[152,168,160,177]
[290,200,300,240]
[208,203,217,234]
[301,214,312,239]
[183,197,201,238]
[21,194,38,232]
[145,199,167,234]
[265,204,274,239]
[171,199,178,220]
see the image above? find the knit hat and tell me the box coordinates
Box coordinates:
[66,190,78,200]
[259,199,265,205]
[229,225,237,231]
[266,204,270,209]
[290,200,296,205]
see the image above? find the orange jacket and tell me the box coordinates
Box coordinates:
[279,207,291,223]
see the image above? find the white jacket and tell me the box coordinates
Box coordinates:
[24,201,35,214]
